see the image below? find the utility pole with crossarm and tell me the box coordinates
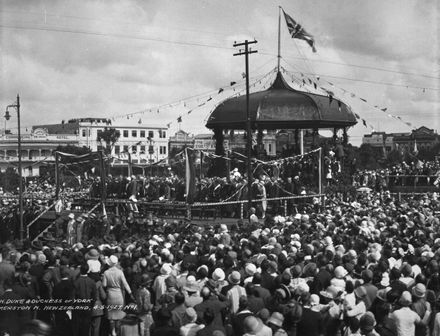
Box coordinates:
[233,40,257,211]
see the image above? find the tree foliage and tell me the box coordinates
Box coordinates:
[97,127,120,155]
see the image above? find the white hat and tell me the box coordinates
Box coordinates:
[212,268,225,281]
[160,264,172,275]
[68,213,75,219]
[220,224,228,233]
[107,255,118,266]
[245,263,257,276]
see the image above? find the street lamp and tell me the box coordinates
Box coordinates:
[5,94,24,240]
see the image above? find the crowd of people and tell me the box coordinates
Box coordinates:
[0,187,440,336]
[353,161,440,191]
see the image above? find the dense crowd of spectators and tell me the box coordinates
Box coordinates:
[354,161,440,191]
[1,188,440,335]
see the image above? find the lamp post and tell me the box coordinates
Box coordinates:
[5,94,24,240]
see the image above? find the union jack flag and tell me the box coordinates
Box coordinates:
[283,9,316,52]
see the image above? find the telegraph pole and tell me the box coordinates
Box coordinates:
[233,40,257,210]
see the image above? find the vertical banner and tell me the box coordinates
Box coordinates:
[185,148,196,204]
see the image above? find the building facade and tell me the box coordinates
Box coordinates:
[362,127,439,153]
[0,128,79,177]
[33,118,169,166]
[168,130,195,155]
[362,132,396,154]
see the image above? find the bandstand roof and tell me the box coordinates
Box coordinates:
[206,72,357,130]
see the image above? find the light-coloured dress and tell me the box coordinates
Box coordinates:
[102,265,132,320]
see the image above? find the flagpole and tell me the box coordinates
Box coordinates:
[277,6,282,72]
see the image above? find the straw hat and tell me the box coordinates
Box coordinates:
[107,255,118,266]
[412,283,426,299]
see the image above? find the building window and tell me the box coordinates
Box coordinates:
[82,130,86,137]
[123,130,129,138]
[132,130,137,137]
[148,131,154,139]
[268,144,272,152]
[123,145,128,153]
[160,146,167,155]
[140,130,146,138]
[115,145,120,154]
[131,145,137,153]
[159,130,166,138]
[140,145,146,153]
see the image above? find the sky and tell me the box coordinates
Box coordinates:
[0,0,439,146]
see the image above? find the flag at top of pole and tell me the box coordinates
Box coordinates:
[282,8,316,52]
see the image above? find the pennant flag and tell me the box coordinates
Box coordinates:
[187,110,193,114]
[218,88,224,94]
[360,98,367,102]
[362,119,367,127]
[185,148,196,204]
[207,97,212,101]
[230,81,237,86]
[138,118,142,124]
[282,9,316,52]
[177,116,182,123]
[166,122,172,128]
[381,108,387,112]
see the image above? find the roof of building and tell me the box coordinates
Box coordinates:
[206,72,357,130]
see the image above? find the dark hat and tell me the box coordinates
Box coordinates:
[359,312,376,332]
[31,240,44,250]
[228,271,241,285]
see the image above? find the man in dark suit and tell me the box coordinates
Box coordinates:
[53,267,75,336]
[73,263,96,336]
[231,296,254,336]
[0,278,21,335]
[196,308,226,336]
[245,283,265,314]
[252,273,271,305]
[194,287,228,329]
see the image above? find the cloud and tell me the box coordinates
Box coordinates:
[0,0,438,145]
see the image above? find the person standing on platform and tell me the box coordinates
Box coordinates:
[67,213,76,245]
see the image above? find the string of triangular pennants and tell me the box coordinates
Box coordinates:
[280,66,416,131]
[173,69,278,128]
[108,67,278,128]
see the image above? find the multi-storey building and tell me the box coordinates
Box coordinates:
[0,128,79,177]
[168,130,195,155]
[33,117,169,166]
[362,127,439,153]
